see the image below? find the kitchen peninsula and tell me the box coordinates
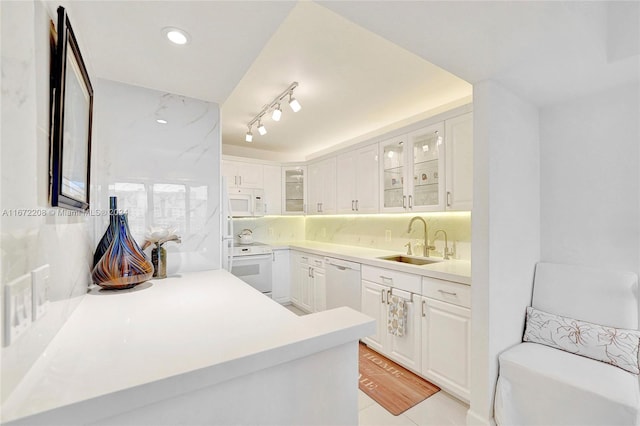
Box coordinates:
[2,270,374,425]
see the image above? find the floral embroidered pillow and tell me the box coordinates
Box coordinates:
[523,307,640,374]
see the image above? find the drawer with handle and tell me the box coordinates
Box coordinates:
[422,276,471,308]
[361,265,420,294]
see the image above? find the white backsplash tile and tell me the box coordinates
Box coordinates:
[305,213,471,260]
[232,213,471,261]
[232,216,305,243]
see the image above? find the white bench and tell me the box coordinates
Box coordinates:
[495,262,640,425]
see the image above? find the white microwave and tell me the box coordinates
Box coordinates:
[228,187,265,217]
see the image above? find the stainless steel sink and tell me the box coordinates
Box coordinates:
[377,255,442,265]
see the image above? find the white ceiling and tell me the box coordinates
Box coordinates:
[320,1,639,106]
[63,1,296,103]
[60,1,638,162]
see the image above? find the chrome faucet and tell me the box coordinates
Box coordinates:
[433,229,454,260]
[407,216,434,257]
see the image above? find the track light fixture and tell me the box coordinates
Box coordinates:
[245,82,301,142]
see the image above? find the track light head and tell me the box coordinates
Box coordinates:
[288,92,301,112]
[245,128,253,142]
[257,121,267,136]
[272,104,282,121]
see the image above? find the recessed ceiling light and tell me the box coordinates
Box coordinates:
[162,27,190,45]
[156,119,168,124]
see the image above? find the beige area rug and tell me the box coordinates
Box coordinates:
[359,342,440,415]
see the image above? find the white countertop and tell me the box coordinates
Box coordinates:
[269,241,471,285]
[2,270,374,424]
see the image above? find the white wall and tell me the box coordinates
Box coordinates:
[92,79,221,274]
[1,0,92,399]
[540,82,639,277]
[469,80,540,425]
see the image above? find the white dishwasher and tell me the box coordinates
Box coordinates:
[325,257,361,311]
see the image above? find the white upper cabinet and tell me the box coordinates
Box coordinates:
[408,123,446,212]
[307,157,336,215]
[282,166,307,214]
[263,164,282,215]
[222,160,263,188]
[379,122,445,213]
[336,144,379,214]
[379,134,408,213]
[444,112,473,211]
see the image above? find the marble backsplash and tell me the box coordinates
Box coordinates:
[232,216,306,243]
[233,212,471,260]
[306,213,471,260]
[92,79,221,275]
[1,1,91,401]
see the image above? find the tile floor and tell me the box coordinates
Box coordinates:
[284,304,469,426]
[358,389,468,426]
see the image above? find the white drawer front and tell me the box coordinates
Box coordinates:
[310,257,324,269]
[422,276,471,308]
[361,265,421,294]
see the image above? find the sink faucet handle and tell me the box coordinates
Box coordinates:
[443,246,454,260]
[404,242,412,256]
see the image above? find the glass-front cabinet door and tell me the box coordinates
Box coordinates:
[408,123,445,211]
[282,166,306,214]
[380,135,408,212]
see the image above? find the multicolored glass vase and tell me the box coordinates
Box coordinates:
[92,213,154,289]
[93,196,118,268]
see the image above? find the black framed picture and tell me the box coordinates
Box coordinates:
[50,6,93,211]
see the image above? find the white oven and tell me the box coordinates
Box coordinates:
[230,243,272,297]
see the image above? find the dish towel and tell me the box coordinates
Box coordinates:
[387,294,408,337]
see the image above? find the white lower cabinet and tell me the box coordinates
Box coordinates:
[420,276,471,402]
[360,266,422,373]
[360,280,387,354]
[271,249,290,303]
[360,265,471,402]
[290,252,325,313]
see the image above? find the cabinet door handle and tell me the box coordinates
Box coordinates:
[308,267,312,278]
[239,176,242,186]
[422,300,426,317]
[355,200,359,211]
[234,176,238,186]
[386,289,391,304]
[402,195,407,209]
[311,268,314,278]
[447,191,452,207]
[408,195,413,209]
[438,289,457,296]
[352,200,355,211]
[381,290,385,304]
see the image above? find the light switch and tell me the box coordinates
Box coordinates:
[32,264,50,321]
[4,273,32,346]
